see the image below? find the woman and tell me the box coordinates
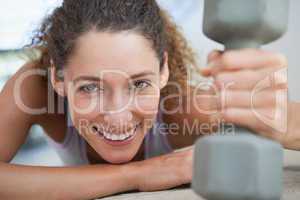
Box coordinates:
[0,0,298,199]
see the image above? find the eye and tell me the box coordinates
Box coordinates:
[133,80,151,89]
[78,83,102,93]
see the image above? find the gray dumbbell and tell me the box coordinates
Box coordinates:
[192,0,289,200]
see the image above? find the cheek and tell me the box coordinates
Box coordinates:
[68,95,100,134]
[70,111,101,140]
[73,94,98,111]
[134,95,160,115]
[134,96,160,135]
[69,90,161,124]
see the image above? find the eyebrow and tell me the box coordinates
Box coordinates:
[72,71,156,84]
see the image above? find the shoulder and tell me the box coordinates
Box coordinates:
[4,60,66,140]
[1,61,48,119]
[7,61,50,121]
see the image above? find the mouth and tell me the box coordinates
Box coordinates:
[92,123,142,144]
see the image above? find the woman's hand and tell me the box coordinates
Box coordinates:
[135,147,193,192]
[200,49,292,147]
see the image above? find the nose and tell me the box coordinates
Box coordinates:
[102,89,135,130]
[103,111,135,133]
[104,110,133,125]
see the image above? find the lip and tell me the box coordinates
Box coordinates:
[95,123,141,147]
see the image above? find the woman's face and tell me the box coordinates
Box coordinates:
[60,30,168,164]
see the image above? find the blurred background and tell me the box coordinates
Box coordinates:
[0,0,299,166]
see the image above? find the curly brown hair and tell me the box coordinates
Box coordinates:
[30,0,197,101]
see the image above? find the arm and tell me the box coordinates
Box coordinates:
[187,49,300,151]
[163,85,218,149]
[164,88,300,151]
[166,49,300,150]
[0,61,42,162]
[283,102,300,150]
[0,147,193,199]
[0,162,138,199]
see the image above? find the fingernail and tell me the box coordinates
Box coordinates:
[207,60,218,68]
[208,50,220,60]
[200,67,212,76]
[208,50,222,63]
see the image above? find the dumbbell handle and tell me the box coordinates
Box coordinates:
[224,41,260,50]
[224,39,261,136]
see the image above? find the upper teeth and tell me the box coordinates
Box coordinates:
[102,127,136,141]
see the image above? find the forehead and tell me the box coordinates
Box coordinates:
[64,30,160,79]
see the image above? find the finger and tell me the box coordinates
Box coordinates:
[207,50,223,63]
[222,108,287,140]
[201,50,223,76]
[174,145,194,153]
[204,49,288,76]
[221,89,277,109]
[214,67,287,90]
[222,108,257,128]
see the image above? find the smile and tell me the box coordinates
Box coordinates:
[92,123,141,142]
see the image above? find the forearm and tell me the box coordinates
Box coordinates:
[284,102,300,150]
[0,161,139,200]
[162,87,219,148]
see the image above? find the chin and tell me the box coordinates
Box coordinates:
[93,141,141,164]
[101,151,137,164]
[95,128,146,164]
[108,156,133,164]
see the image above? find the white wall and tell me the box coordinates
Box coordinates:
[0,0,62,49]
[265,0,300,101]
